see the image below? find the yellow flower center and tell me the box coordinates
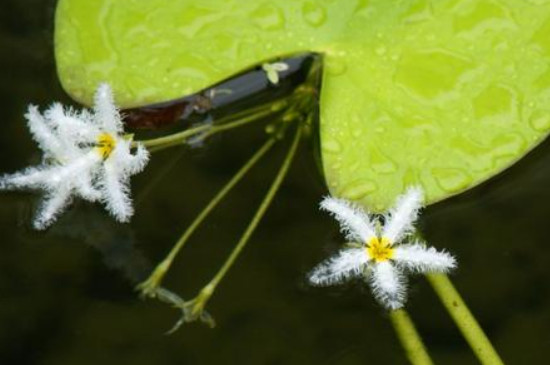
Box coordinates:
[367,237,394,262]
[96,133,116,159]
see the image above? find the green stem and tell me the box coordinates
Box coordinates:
[134,100,285,152]
[138,124,211,151]
[166,138,276,265]
[207,125,302,293]
[426,273,504,365]
[137,137,277,296]
[152,125,302,331]
[198,110,270,140]
[389,309,434,365]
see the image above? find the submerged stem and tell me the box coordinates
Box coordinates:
[389,309,434,365]
[137,137,277,297]
[426,273,504,365]
[208,126,301,290]
[169,125,302,329]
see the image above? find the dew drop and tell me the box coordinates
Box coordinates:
[375,46,387,56]
[394,49,473,100]
[490,133,527,163]
[431,168,472,192]
[453,0,515,35]
[473,83,516,119]
[325,57,347,76]
[342,180,378,200]
[529,110,550,131]
[322,138,343,153]
[370,151,398,174]
[302,2,326,27]
[251,4,286,31]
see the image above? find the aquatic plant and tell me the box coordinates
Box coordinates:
[2,0,549,363]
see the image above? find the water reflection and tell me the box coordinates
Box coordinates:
[48,205,152,284]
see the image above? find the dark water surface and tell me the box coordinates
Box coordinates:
[1,1,550,364]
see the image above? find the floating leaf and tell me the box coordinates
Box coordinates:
[55,0,550,210]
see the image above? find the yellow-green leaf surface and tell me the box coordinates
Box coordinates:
[55,0,550,211]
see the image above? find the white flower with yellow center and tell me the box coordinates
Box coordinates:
[309,187,456,310]
[0,84,149,229]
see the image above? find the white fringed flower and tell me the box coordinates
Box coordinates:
[309,187,456,310]
[0,84,149,229]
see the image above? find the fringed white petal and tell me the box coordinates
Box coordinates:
[74,168,102,201]
[100,159,133,222]
[94,83,123,134]
[309,248,368,286]
[49,152,101,186]
[110,139,149,175]
[33,188,72,230]
[382,186,423,243]
[0,167,51,190]
[25,105,64,157]
[394,243,456,274]
[369,261,407,310]
[125,143,150,175]
[320,196,377,242]
[45,103,99,143]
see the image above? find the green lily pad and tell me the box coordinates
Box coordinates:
[55,0,550,211]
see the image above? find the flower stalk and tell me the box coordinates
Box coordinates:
[137,137,278,298]
[133,99,287,152]
[426,273,504,365]
[389,309,434,365]
[166,124,303,330]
